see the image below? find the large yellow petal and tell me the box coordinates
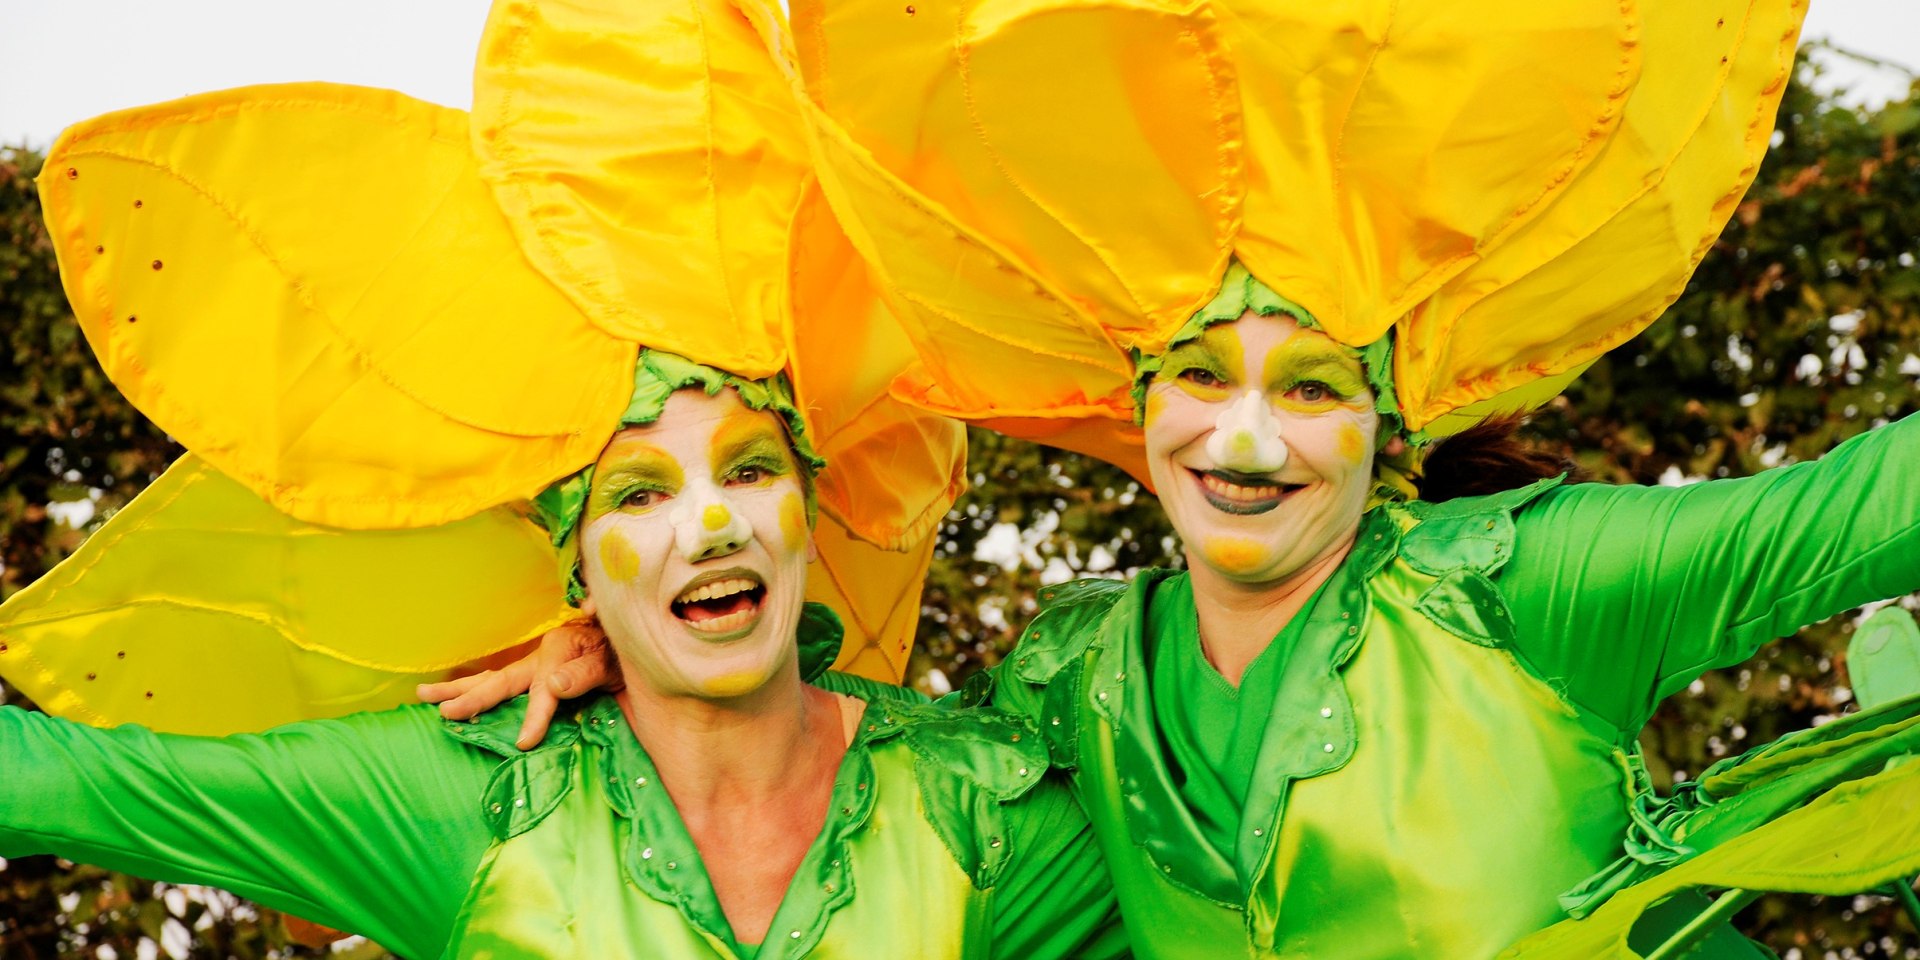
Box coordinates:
[1227,0,1637,346]
[38,84,635,529]
[0,456,574,735]
[471,0,811,378]
[1395,0,1806,432]
[794,0,1240,343]
[807,517,942,683]
[792,0,1808,448]
[785,181,969,551]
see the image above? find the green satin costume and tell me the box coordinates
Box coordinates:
[0,661,1122,959]
[983,412,1920,959]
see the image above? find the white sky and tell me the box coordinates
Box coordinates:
[0,0,1915,149]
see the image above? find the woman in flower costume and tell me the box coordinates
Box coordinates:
[0,1,1127,957]
[777,0,1920,955]
[480,0,1920,955]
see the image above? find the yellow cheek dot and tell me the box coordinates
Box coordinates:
[702,504,732,532]
[1338,423,1367,463]
[1202,537,1268,575]
[779,492,807,546]
[598,533,640,583]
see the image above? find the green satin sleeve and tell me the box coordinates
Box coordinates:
[0,703,496,958]
[1500,412,1920,733]
[990,771,1128,959]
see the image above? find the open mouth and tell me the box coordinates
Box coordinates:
[1189,468,1306,516]
[670,569,767,637]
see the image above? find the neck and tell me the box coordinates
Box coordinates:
[613,661,847,809]
[1184,536,1355,686]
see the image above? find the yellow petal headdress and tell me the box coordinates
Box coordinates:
[1,0,963,733]
[786,0,1808,478]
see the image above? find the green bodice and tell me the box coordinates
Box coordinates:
[989,482,1634,959]
[442,684,1050,960]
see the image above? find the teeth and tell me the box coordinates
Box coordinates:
[675,577,758,606]
[1200,473,1284,501]
[685,607,758,633]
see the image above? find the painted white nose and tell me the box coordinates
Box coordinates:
[1206,389,1288,473]
[671,494,755,563]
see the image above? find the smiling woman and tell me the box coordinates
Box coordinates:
[0,0,1126,954]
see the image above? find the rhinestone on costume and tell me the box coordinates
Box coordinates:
[790,931,802,939]
[1017,768,1029,777]
[636,777,648,787]
[642,847,654,859]
[1322,743,1335,753]
[86,672,96,681]
[1320,707,1333,718]
[1050,717,1061,726]
[151,260,163,270]
[666,861,678,870]
[1097,691,1108,701]
[1253,828,1263,837]
[990,837,1002,848]
[144,691,153,700]
[490,803,503,814]
[65,168,77,179]
[905,4,915,12]
[127,316,137,324]
[514,798,525,808]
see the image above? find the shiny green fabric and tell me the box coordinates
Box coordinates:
[0,678,1122,958]
[988,414,1920,959]
[1148,572,1327,873]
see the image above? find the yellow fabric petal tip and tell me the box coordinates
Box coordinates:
[0,456,575,735]
[38,82,635,530]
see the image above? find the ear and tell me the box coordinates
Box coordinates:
[806,535,820,565]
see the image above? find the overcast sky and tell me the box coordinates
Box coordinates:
[2,1,1915,148]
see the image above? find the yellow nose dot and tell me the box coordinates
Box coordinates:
[702,504,732,531]
[1231,433,1256,456]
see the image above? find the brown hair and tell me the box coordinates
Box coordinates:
[1417,415,1577,503]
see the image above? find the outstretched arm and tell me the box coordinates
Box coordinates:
[0,704,496,959]
[1500,413,1920,733]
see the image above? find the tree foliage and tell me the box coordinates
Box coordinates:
[2,56,1917,958]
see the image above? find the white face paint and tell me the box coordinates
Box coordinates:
[577,388,815,701]
[1143,312,1380,586]
[1205,389,1289,473]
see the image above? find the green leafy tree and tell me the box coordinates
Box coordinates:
[2,53,1918,958]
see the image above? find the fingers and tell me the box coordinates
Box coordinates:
[416,673,486,705]
[517,685,560,751]
[548,655,613,699]
[435,665,533,721]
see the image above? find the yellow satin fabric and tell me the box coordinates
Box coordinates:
[0,457,575,736]
[9,0,968,734]
[37,84,636,530]
[787,0,1808,445]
